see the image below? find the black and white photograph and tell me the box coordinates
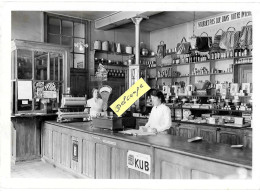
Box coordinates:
[0,1,260,192]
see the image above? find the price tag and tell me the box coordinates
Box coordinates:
[22,100,28,105]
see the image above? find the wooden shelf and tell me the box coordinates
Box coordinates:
[158,77,172,79]
[158,65,172,68]
[108,76,125,79]
[210,57,234,62]
[189,60,211,64]
[234,62,252,65]
[165,52,177,56]
[94,49,134,56]
[190,74,210,77]
[234,56,252,59]
[172,107,252,113]
[173,63,190,66]
[140,55,156,58]
[95,62,128,67]
[172,95,251,98]
[210,72,233,75]
[173,76,189,78]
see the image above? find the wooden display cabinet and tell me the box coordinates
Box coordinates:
[11,39,70,163]
[11,39,71,115]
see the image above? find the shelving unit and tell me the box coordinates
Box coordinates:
[90,50,129,105]
[142,50,252,90]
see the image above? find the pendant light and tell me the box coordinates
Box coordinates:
[189,11,197,39]
[74,12,88,51]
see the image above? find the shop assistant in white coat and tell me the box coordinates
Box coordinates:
[85,88,103,118]
[139,90,172,134]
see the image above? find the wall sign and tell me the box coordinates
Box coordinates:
[127,150,151,175]
[197,11,252,29]
[72,140,78,162]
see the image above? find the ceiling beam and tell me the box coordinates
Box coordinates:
[95,11,161,30]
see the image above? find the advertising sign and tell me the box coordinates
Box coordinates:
[127,150,151,175]
[197,11,251,29]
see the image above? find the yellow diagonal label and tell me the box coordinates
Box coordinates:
[110,78,151,117]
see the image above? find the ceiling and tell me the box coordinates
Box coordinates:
[114,11,223,32]
[50,11,223,32]
[50,11,116,21]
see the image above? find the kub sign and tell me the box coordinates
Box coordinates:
[127,150,151,175]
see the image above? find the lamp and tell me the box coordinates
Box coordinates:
[74,41,88,51]
[189,11,197,39]
[74,12,88,51]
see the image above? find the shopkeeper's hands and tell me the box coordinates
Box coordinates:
[139,126,157,133]
[139,126,147,132]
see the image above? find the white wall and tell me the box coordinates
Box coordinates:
[11,11,44,42]
[91,21,150,51]
[150,12,252,52]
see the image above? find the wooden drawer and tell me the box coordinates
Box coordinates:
[217,127,243,145]
[243,129,252,149]
[177,123,198,139]
[197,125,217,143]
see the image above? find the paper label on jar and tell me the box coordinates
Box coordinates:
[110,78,150,117]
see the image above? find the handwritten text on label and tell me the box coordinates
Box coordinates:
[110,78,151,117]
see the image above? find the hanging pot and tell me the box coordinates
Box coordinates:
[94,40,101,50]
[102,41,109,51]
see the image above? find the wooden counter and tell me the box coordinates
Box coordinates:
[11,114,57,163]
[42,121,252,179]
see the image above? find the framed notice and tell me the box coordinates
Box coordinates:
[127,150,151,175]
[18,80,32,100]
[34,81,44,98]
[72,140,78,162]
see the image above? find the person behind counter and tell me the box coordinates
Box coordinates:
[85,88,103,117]
[139,90,172,134]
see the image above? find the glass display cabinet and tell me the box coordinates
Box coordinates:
[11,39,71,115]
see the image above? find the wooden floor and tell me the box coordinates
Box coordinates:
[11,160,78,178]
